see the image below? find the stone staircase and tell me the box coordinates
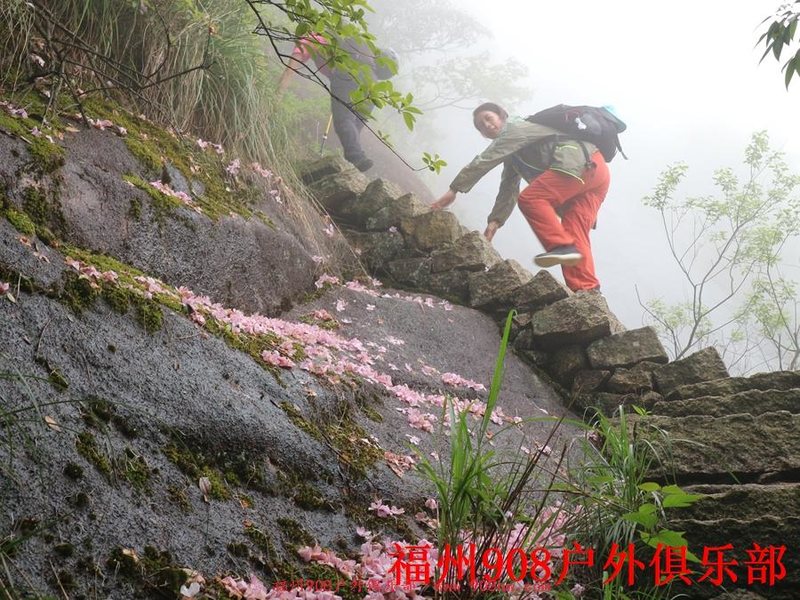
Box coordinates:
[302,156,800,599]
[639,367,800,599]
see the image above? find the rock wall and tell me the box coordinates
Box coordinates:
[0,118,356,318]
[0,119,582,598]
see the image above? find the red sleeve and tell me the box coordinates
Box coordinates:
[292,41,311,63]
[292,34,328,63]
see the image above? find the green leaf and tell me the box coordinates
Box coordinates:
[642,529,689,549]
[587,474,614,485]
[662,493,704,508]
[785,57,797,89]
[638,502,657,515]
[622,511,658,529]
[402,111,415,130]
[638,482,661,493]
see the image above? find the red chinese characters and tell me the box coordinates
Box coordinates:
[386,542,787,590]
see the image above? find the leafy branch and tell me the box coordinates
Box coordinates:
[758,1,800,88]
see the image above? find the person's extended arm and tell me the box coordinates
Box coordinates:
[448,120,549,194]
[430,135,520,213]
[484,220,500,242]
[277,66,296,94]
[487,164,521,227]
[430,188,456,211]
[277,35,321,95]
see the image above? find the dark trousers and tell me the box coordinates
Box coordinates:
[330,76,372,164]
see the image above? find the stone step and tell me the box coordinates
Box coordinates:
[653,388,800,418]
[638,412,800,484]
[665,484,800,599]
[666,371,800,401]
[677,482,800,521]
[670,514,799,599]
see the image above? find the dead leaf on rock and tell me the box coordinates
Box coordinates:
[198,476,211,502]
[44,415,62,432]
[121,547,140,563]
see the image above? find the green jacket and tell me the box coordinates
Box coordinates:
[449,117,598,226]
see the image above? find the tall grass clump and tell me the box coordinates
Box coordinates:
[415,311,580,597]
[560,406,702,598]
[0,0,36,90]
[2,0,328,168]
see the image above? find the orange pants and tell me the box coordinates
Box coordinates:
[517,151,610,291]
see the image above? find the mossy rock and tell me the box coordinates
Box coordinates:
[4,207,36,236]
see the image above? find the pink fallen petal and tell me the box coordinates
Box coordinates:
[243,574,268,599]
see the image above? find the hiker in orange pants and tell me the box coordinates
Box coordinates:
[431,101,611,292]
[517,156,609,291]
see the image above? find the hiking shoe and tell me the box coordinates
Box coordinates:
[353,158,374,172]
[534,245,583,268]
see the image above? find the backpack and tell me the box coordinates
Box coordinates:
[526,104,627,162]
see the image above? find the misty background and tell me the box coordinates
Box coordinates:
[362,0,799,372]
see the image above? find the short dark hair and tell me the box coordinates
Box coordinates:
[472,102,508,126]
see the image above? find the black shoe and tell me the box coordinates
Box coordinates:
[534,245,583,268]
[353,158,373,172]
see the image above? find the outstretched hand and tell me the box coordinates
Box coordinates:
[484,220,500,242]
[430,189,457,211]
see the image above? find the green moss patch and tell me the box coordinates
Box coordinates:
[84,98,266,221]
[81,396,114,429]
[62,272,100,314]
[135,297,163,333]
[0,101,64,173]
[277,471,332,512]
[123,173,183,220]
[242,521,298,578]
[114,447,151,492]
[163,441,231,502]
[22,186,64,232]
[166,485,192,512]
[279,401,383,478]
[61,247,169,332]
[3,207,36,236]
[299,312,340,330]
[76,431,112,478]
[276,518,314,548]
[106,545,186,598]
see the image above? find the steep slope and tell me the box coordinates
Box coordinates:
[0,101,579,598]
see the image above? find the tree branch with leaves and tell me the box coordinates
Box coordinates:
[759,1,800,88]
[641,131,800,373]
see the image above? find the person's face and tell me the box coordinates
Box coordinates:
[475,110,505,139]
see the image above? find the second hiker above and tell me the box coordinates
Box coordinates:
[430,101,615,293]
[277,35,398,173]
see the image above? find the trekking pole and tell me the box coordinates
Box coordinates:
[320,114,333,154]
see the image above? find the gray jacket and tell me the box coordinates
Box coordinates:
[449,117,598,225]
